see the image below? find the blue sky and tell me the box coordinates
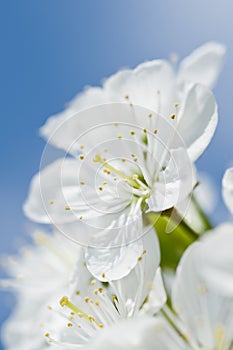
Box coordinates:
[1,0,233,348]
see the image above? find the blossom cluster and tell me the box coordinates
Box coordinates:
[2,42,233,350]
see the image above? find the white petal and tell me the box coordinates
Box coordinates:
[40,86,108,148]
[104,60,175,116]
[23,157,129,226]
[86,211,144,281]
[222,167,233,215]
[110,227,161,316]
[23,158,94,224]
[147,148,196,212]
[177,42,226,90]
[177,84,218,162]
[172,225,233,348]
[142,267,167,315]
[88,316,186,350]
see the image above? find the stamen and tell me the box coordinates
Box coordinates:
[93,154,139,188]
[60,296,103,328]
[170,114,176,120]
[49,200,54,205]
[80,155,85,160]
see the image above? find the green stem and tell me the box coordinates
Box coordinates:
[146,209,198,269]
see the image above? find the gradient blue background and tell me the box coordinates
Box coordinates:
[1,1,233,348]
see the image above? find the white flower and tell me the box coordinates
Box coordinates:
[1,226,163,350]
[43,229,166,349]
[40,42,224,162]
[145,224,233,350]
[1,231,80,350]
[24,103,196,281]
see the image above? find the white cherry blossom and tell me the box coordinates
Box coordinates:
[43,229,166,349]
[24,103,196,281]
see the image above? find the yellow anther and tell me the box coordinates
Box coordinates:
[174,102,179,108]
[99,186,103,191]
[65,206,71,211]
[117,135,123,140]
[76,290,80,295]
[49,200,54,205]
[80,181,85,185]
[125,95,129,100]
[112,295,117,302]
[60,296,69,307]
[67,323,73,327]
[93,154,102,163]
[113,177,118,181]
[138,256,142,262]
[80,155,85,160]
[84,297,89,303]
[90,279,96,285]
[103,168,111,174]
[99,323,104,328]
[143,128,147,133]
[121,158,126,162]
[47,305,52,310]
[80,145,84,149]
[102,273,106,279]
[104,148,108,152]
[130,130,135,135]
[142,249,147,255]
[45,333,50,337]
[98,288,103,293]
[132,174,139,179]
[79,216,83,220]
[94,289,99,295]
[103,181,107,185]
[153,129,158,134]
[133,157,138,162]
[95,301,100,306]
[170,114,176,120]
[148,113,152,118]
